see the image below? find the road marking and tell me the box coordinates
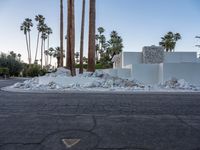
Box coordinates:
[62,139,81,148]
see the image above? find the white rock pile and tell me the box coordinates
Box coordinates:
[10,68,145,91]
[160,77,199,91]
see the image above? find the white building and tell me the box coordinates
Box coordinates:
[110,46,200,85]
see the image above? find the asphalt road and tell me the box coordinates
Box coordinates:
[0,79,200,150]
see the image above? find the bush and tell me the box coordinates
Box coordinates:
[0,53,23,76]
[22,64,47,77]
[0,67,9,77]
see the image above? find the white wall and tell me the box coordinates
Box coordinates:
[162,63,200,85]
[122,52,142,67]
[103,68,131,79]
[132,64,160,84]
[164,52,197,63]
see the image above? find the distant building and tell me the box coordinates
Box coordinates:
[110,45,200,85]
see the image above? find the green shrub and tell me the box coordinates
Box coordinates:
[0,53,23,76]
[0,67,9,77]
[22,64,47,77]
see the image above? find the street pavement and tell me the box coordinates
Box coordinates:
[0,79,200,150]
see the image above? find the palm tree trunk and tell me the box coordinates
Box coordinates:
[88,0,96,72]
[60,0,64,67]
[35,32,40,63]
[41,39,44,67]
[67,0,76,76]
[28,31,32,64]
[71,0,76,76]
[79,0,85,74]
[67,0,71,69]
[47,54,49,65]
[44,40,46,65]
[25,34,30,64]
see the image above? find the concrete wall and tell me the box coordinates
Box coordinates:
[164,52,197,63]
[162,63,200,85]
[122,52,142,67]
[103,68,131,79]
[132,64,160,84]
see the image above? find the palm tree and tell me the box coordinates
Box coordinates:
[96,27,106,61]
[88,0,96,72]
[48,47,55,65]
[26,18,33,64]
[40,24,48,67]
[60,0,64,67]
[44,50,49,66]
[17,53,21,61]
[53,47,62,67]
[107,31,123,61]
[46,27,53,50]
[79,0,86,74]
[67,0,76,76]
[9,51,16,59]
[20,18,33,64]
[35,15,45,63]
[75,52,80,64]
[159,32,182,52]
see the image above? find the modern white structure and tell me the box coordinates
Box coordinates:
[110,46,200,85]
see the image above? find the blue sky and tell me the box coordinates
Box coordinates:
[0,0,200,63]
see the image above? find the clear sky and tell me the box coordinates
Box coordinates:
[0,0,200,63]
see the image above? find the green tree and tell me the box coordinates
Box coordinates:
[159,32,181,52]
[0,52,23,76]
[107,31,123,60]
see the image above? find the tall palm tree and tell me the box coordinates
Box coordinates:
[26,18,33,64]
[67,0,76,76]
[79,0,86,74]
[20,18,33,64]
[60,0,64,67]
[35,15,45,63]
[46,27,53,50]
[40,24,48,67]
[88,0,96,72]
[44,50,49,66]
[20,22,29,63]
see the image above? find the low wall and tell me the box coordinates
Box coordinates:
[122,52,142,67]
[164,52,197,63]
[132,64,160,84]
[162,63,200,85]
[103,69,131,79]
